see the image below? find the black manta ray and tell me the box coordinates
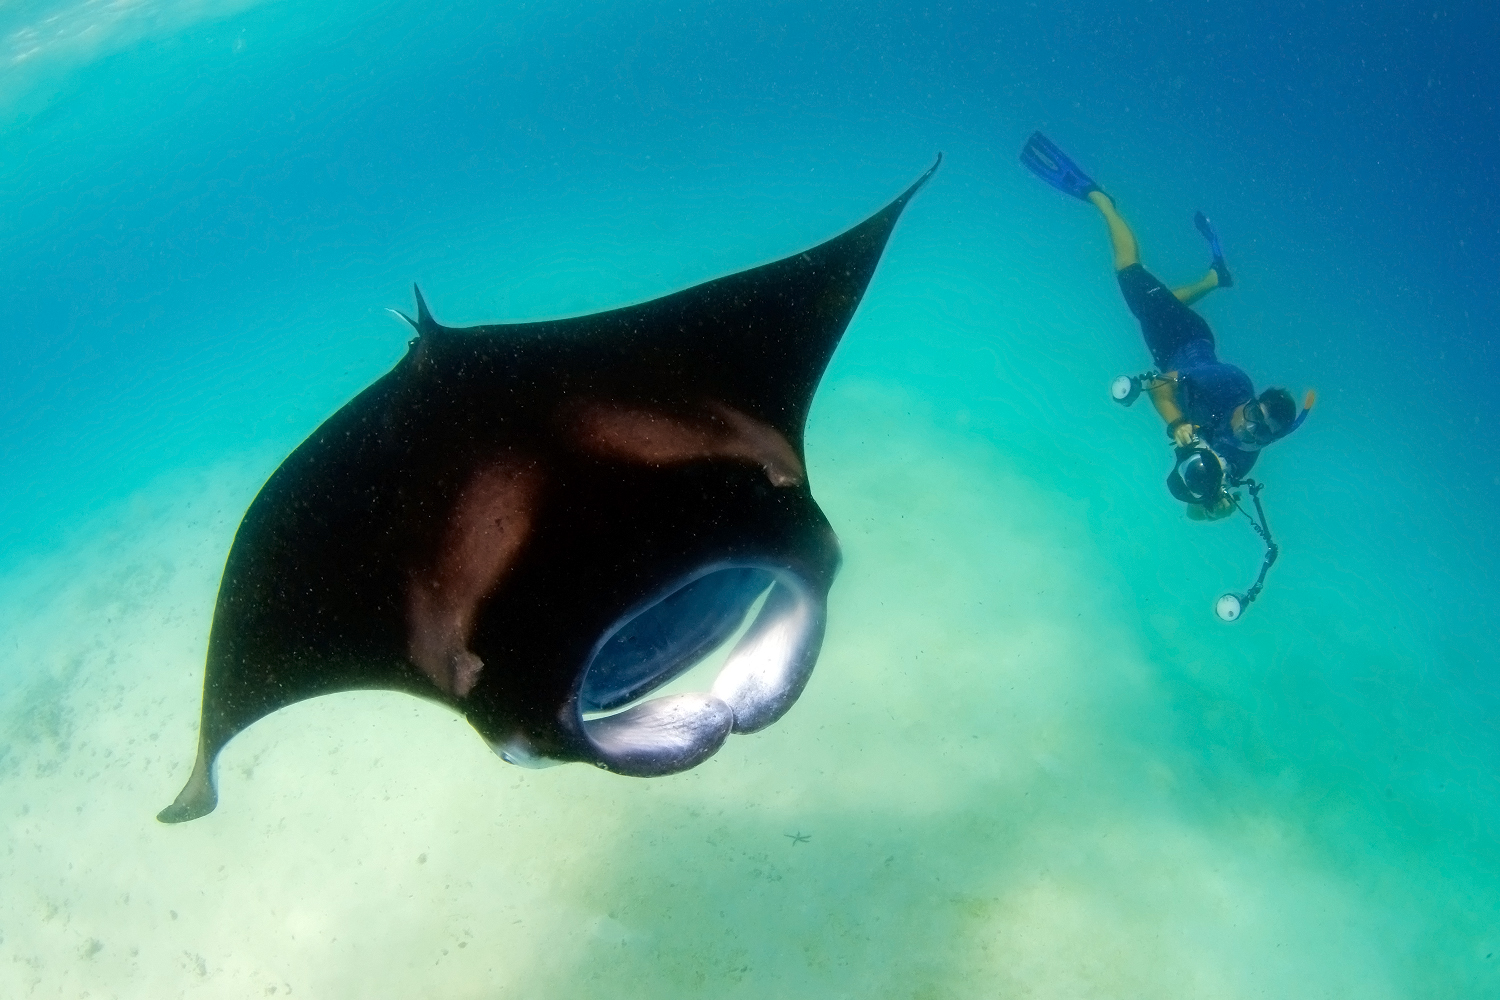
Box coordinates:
[159,157,940,823]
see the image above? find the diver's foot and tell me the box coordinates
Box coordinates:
[1020,132,1107,202]
[1211,258,1234,288]
[1193,211,1232,288]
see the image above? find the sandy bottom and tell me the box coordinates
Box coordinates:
[0,379,1488,999]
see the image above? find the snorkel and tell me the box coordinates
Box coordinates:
[1275,389,1317,439]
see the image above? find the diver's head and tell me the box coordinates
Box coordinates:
[1231,388,1296,449]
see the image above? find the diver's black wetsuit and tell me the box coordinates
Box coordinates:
[1116,263,1257,490]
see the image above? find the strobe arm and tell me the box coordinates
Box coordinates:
[1215,480,1281,623]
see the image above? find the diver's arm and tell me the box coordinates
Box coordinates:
[1148,373,1183,423]
[1148,372,1197,447]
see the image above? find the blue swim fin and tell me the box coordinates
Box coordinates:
[1020,132,1105,202]
[1193,211,1234,288]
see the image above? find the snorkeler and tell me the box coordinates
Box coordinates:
[1019,132,1312,521]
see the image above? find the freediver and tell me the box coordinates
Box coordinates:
[1020,132,1312,521]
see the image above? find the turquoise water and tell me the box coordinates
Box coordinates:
[2,1,1497,996]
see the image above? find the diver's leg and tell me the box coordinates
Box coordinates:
[1173,269,1220,306]
[1088,190,1138,271]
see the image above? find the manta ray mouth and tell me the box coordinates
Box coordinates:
[499,565,828,776]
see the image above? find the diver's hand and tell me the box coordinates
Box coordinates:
[1186,496,1235,522]
[1204,495,1235,520]
[1172,423,1197,448]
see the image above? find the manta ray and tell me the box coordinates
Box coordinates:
[159,156,940,823]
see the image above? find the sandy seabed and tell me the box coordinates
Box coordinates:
[0,379,1461,999]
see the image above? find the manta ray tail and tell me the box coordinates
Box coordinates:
[156,733,219,824]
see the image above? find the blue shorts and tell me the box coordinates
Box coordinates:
[1116,263,1215,371]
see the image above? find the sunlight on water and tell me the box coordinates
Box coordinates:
[2,0,270,113]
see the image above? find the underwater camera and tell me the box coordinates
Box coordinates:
[1174,444,1226,504]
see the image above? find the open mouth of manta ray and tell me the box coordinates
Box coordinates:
[498,565,828,776]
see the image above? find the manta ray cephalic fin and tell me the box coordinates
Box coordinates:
[386,284,441,337]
